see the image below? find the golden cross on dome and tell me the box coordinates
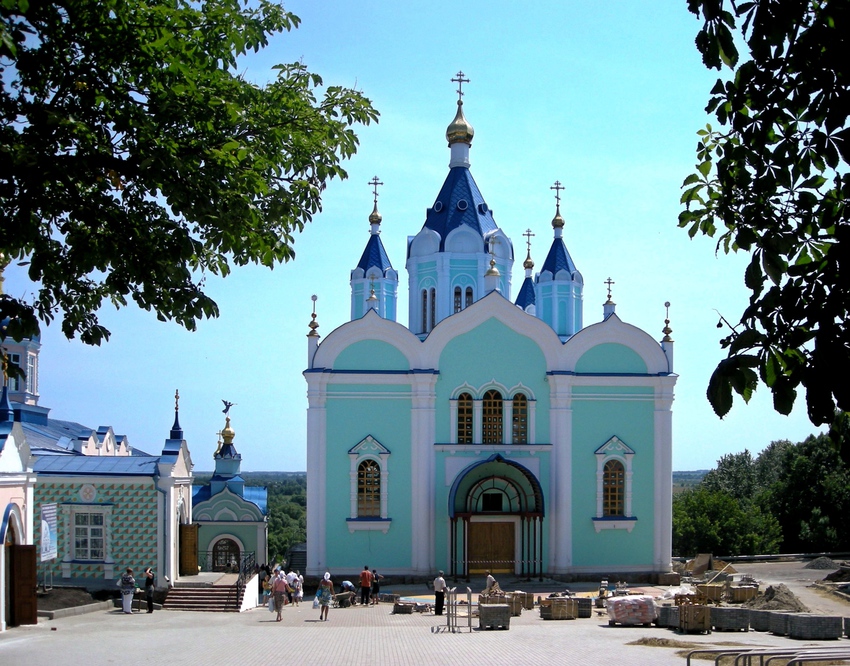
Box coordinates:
[368,176,383,204]
[451,71,470,101]
[523,228,535,253]
[550,180,564,206]
[604,277,615,301]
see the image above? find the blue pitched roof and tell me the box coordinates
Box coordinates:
[34,454,159,475]
[356,234,393,274]
[515,276,536,310]
[540,238,579,277]
[191,483,269,515]
[418,167,500,252]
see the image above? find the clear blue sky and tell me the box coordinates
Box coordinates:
[3,0,823,471]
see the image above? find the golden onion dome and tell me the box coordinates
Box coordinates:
[369,201,382,225]
[523,250,534,270]
[446,100,474,146]
[551,204,565,229]
[221,416,235,444]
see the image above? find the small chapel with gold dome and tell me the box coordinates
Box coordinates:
[304,75,677,579]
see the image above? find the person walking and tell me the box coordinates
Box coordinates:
[359,565,373,606]
[433,570,447,615]
[318,572,334,621]
[272,569,288,622]
[118,568,136,614]
[144,567,155,613]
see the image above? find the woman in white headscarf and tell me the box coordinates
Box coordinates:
[318,572,334,621]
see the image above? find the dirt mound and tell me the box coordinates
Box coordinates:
[804,556,837,569]
[824,564,850,583]
[743,583,809,612]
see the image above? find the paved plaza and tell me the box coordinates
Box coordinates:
[1,564,848,666]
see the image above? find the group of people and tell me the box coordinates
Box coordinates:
[260,566,304,622]
[117,566,156,614]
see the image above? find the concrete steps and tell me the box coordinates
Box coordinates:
[163,584,243,612]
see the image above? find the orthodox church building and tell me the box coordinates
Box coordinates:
[305,78,677,579]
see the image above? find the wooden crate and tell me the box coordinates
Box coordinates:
[696,584,723,602]
[679,604,711,634]
[503,594,523,616]
[728,586,758,603]
[540,598,577,620]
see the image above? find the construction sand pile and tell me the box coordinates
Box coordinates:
[804,556,837,569]
[744,584,809,612]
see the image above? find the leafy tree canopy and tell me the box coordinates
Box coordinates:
[681,0,849,425]
[0,0,377,369]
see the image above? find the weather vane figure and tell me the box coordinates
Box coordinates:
[221,399,236,415]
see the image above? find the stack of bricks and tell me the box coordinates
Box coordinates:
[655,604,679,628]
[787,613,844,640]
[576,597,592,618]
[768,611,793,636]
[478,603,511,630]
[748,609,772,631]
[710,606,750,631]
[606,596,657,626]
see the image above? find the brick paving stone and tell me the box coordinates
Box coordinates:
[2,598,847,666]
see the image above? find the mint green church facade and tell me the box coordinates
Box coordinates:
[305,84,677,579]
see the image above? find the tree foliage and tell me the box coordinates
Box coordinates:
[0,0,377,372]
[681,0,850,424]
[672,486,781,556]
[673,429,850,556]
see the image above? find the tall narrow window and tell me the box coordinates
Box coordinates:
[429,287,436,330]
[482,389,503,444]
[603,460,625,517]
[512,393,528,444]
[465,286,473,308]
[26,353,37,394]
[357,460,381,517]
[457,393,473,443]
[454,286,462,313]
[4,352,20,391]
[421,290,428,333]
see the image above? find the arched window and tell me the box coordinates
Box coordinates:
[429,287,436,330]
[603,459,625,517]
[465,286,473,308]
[421,290,428,333]
[357,459,381,517]
[512,393,528,444]
[457,393,473,444]
[212,538,240,572]
[454,286,462,313]
[482,389,503,444]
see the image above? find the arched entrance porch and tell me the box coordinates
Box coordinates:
[447,454,544,580]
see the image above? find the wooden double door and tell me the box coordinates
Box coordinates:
[467,522,515,574]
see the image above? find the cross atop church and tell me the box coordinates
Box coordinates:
[488,235,500,258]
[368,175,383,204]
[451,71,470,101]
[604,277,615,301]
[550,180,564,206]
[523,228,535,253]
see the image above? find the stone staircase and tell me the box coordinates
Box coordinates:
[164,575,243,613]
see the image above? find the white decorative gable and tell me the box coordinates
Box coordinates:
[348,435,391,457]
[594,436,635,457]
